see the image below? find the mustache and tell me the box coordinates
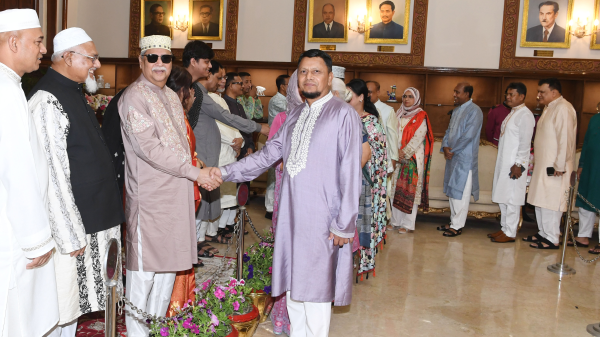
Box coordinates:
[153,66,168,72]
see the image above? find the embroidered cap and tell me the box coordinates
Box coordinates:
[332,66,345,79]
[140,35,171,52]
[54,27,92,52]
[0,9,41,33]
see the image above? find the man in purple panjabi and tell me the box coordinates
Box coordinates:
[210,49,362,336]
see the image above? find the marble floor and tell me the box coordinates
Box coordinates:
[212,196,600,337]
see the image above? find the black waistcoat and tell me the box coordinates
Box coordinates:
[27,68,125,234]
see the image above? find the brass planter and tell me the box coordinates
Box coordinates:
[229,304,259,337]
[248,290,274,323]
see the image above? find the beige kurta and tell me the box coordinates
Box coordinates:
[527,96,577,212]
[119,75,200,272]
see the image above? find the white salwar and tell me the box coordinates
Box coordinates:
[391,120,427,230]
[491,103,535,238]
[286,291,332,337]
[577,208,598,238]
[29,91,123,328]
[0,62,59,337]
[450,171,473,230]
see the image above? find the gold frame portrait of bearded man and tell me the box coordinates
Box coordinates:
[308,0,349,43]
[520,0,573,48]
[141,0,173,38]
[189,0,224,40]
[365,0,410,44]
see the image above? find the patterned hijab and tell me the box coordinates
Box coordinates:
[286,70,302,113]
[396,87,423,119]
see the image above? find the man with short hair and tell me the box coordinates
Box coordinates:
[224,72,256,160]
[526,1,566,43]
[28,27,125,337]
[0,9,59,337]
[526,78,577,249]
[439,82,483,237]
[489,83,535,243]
[485,92,511,146]
[182,41,268,252]
[312,3,345,39]
[369,1,404,39]
[119,36,220,336]
[191,4,219,36]
[238,71,264,120]
[144,4,170,37]
[211,49,362,336]
[367,80,399,173]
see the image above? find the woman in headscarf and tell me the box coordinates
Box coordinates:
[268,70,302,336]
[164,66,203,316]
[391,87,434,234]
[346,79,388,279]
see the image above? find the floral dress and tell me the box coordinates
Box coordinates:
[357,114,388,275]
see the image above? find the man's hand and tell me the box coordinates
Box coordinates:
[443,147,454,160]
[398,148,406,159]
[577,167,582,180]
[554,171,564,177]
[69,246,86,257]
[209,167,223,180]
[259,124,270,136]
[26,249,53,269]
[328,232,354,247]
[249,85,258,98]
[197,167,222,190]
[510,164,523,180]
[231,138,243,152]
[391,160,398,171]
[246,148,254,157]
[195,159,206,169]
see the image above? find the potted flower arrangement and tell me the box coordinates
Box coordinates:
[241,230,275,323]
[204,278,259,337]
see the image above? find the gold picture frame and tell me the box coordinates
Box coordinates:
[188,0,224,41]
[308,0,349,43]
[520,0,573,48]
[365,0,410,44]
[141,0,173,39]
[591,0,600,49]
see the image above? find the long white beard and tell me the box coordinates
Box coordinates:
[217,87,225,93]
[85,74,98,94]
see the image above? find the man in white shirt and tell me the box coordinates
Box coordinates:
[367,81,398,173]
[489,83,535,243]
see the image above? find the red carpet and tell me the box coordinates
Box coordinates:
[76,312,127,337]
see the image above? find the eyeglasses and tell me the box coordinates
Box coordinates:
[65,51,100,63]
[152,12,165,16]
[402,95,414,99]
[231,81,242,85]
[199,12,211,17]
[142,54,174,64]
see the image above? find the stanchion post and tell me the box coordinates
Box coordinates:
[237,207,246,280]
[547,172,577,279]
[103,238,120,337]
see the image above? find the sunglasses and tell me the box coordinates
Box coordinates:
[143,54,173,64]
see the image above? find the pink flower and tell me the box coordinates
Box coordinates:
[211,314,220,326]
[230,289,237,295]
[229,279,237,287]
[269,266,272,274]
[233,301,240,311]
[202,279,211,291]
[193,287,199,293]
[239,279,245,285]
[214,287,225,299]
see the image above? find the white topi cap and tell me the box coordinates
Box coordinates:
[0,9,41,33]
[140,35,171,52]
[332,66,345,79]
[54,27,92,52]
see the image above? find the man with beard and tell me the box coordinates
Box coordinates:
[0,9,59,337]
[211,49,362,336]
[27,27,125,336]
[118,36,220,336]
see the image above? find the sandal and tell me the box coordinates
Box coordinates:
[522,234,542,242]
[197,243,215,258]
[529,238,559,250]
[398,228,411,234]
[205,234,231,244]
[193,259,205,268]
[217,228,233,239]
[437,223,451,231]
[589,245,600,255]
[567,240,589,248]
[443,228,462,237]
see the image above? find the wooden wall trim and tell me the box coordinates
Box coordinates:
[128,0,239,61]
[499,0,600,74]
[46,0,58,54]
[291,0,429,67]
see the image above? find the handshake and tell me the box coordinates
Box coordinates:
[196,167,225,191]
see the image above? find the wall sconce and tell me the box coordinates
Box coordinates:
[348,10,372,34]
[569,16,599,38]
[170,15,189,32]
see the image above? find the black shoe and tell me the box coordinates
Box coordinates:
[265,212,273,220]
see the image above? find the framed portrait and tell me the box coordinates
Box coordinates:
[308,0,348,43]
[365,0,410,44]
[591,0,600,49]
[520,0,573,48]
[141,0,173,38]
[189,0,223,40]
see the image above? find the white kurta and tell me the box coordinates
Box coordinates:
[491,104,535,206]
[527,96,577,212]
[375,100,399,172]
[0,62,59,337]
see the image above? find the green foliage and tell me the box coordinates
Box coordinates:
[241,230,274,294]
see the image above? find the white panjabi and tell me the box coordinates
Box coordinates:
[0,8,40,33]
[54,27,92,52]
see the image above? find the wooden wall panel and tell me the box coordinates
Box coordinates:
[0,0,36,11]
[583,82,600,113]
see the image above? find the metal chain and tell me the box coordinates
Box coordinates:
[568,191,600,263]
[245,209,274,243]
[115,211,242,325]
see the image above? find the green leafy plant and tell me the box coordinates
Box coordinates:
[241,229,274,294]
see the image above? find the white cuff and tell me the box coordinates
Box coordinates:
[220,167,228,177]
[329,226,355,239]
